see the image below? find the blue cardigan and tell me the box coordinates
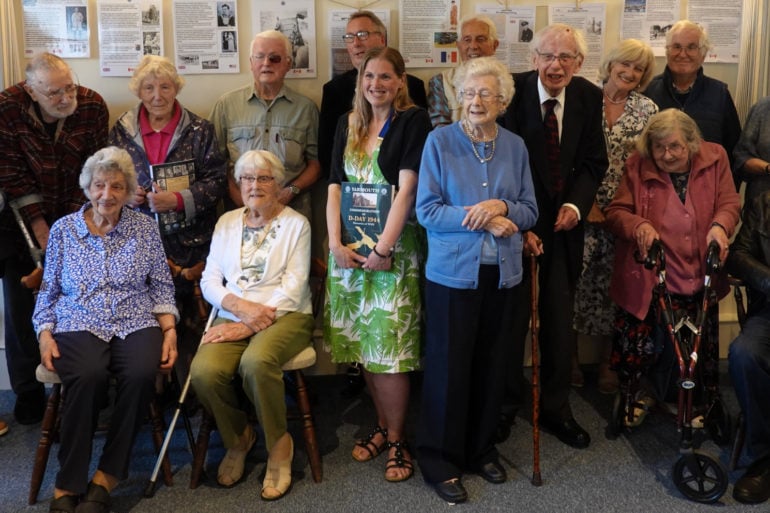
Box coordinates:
[416,122,538,289]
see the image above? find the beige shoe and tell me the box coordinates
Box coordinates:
[217,425,257,487]
[262,436,293,501]
[0,419,7,436]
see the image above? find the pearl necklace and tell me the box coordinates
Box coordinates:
[603,89,628,105]
[462,120,498,163]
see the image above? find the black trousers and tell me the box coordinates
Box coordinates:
[1,252,44,396]
[505,233,578,421]
[53,328,161,494]
[417,266,516,484]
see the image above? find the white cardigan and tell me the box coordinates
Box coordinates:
[201,206,312,322]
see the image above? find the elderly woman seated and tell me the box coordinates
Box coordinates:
[190,150,313,501]
[32,146,179,513]
[605,109,740,425]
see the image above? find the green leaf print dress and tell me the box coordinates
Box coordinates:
[324,133,422,374]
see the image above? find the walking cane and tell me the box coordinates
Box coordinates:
[530,253,543,486]
[8,194,46,291]
[145,307,218,498]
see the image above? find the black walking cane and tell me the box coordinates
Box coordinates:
[145,307,218,497]
[530,254,543,486]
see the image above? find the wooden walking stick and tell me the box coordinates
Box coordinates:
[530,253,543,486]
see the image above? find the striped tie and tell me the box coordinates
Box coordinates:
[543,99,563,194]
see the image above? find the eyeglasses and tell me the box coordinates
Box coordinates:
[652,141,687,157]
[33,83,78,101]
[342,30,381,44]
[251,54,283,64]
[459,89,502,102]
[239,175,275,185]
[535,50,578,65]
[666,44,702,55]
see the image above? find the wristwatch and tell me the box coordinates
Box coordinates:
[288,184,301,196]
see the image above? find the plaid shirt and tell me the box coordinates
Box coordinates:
[0,82,108,255]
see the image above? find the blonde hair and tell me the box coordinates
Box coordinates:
[348,47,414,153]
[128,55,185,97]
[598,39,655,91]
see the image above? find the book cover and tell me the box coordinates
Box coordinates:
[340,182,394,256]
[149,159,196,235]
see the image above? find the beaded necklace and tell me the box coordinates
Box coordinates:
[462,119,498,163]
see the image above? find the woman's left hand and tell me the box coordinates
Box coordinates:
[146,182,178,213]
[707,224,730,262]
[362,250,393,272]
[159,329,178,371]
[202,322,255,344]
[462,200,507,231]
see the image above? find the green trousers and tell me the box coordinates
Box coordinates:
[190,311,313,451]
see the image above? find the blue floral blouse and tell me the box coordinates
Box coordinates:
[33,204,179,341]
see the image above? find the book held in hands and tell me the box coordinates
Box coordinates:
[150,159,196,234]
[340,182,394,256]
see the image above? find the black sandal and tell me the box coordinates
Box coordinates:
[352,425,388,462]
[385,440,414,482]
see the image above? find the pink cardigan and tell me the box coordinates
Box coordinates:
[605,141,741,320]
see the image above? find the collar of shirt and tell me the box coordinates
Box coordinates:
[250,83,293,105]
[73,203,128,239]
[537,78,566,138]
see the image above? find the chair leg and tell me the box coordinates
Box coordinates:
[29,384,60,505]
[148,398,174,486]
[294,370,322,483]
[190,410,215,489]
[730,412,746,471]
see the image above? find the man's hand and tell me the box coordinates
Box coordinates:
[554,206,579,232]
[524,231,544,256]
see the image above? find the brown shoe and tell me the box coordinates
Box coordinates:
[0,419,8,436]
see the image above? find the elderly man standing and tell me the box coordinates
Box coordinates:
[0,52,108,425]
[499,23,607,449]
[427,15,500,128]
[643,20,740,184]
[210,30,319,220]
[319,10,427,179]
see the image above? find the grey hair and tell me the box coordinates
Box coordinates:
[233,150,287,186]
[128,55,185,97]
[349,10,388,41]
[666,20,711,59]
[79,147,138,200]
[25,52,72,85]
[251,30,292,64]
[636,109,703,159]
[598,39,656,91]
[531,23,588,64]
[453,56,515,111]
[459,15,499,44]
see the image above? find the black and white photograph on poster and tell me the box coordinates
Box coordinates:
[143,31,160,55]
[173,0,240,74]
[97,0,163,76]
[253,0,316,78]
[222,31,237,52]
[476,5,536,73]
[519,20,533,42]
[68,6,87,40]
[217,2,236,26]
[22,0,91,58]
[143,3,160,25]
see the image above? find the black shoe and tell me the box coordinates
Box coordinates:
[14,387,45,425]
[433,478,468,504]
[75,482,110,513]
[475,460,506,484]
[494,412,516,443]
[540,416,590,449]
[733,456,770,504]
[49,494,78,513]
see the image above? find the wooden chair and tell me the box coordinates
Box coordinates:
[28,365,174,505]
[189,257,326,487]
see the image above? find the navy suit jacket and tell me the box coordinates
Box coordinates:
[500,70,607,280]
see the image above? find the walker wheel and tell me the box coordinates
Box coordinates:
[672,451,728,503]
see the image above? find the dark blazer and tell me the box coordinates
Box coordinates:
[319,68,428,179]
[500,70,607,280]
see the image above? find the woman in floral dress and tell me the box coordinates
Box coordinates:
[573,39,658,393]
[325,47,431,482]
